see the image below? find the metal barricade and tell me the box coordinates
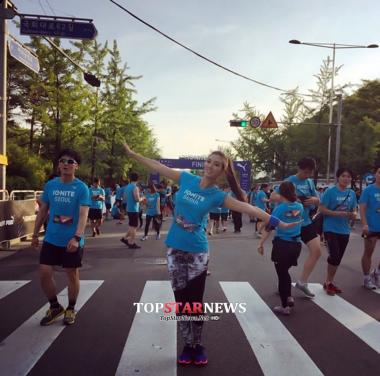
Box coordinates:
[0,189,9,201]
[10,190,36,201]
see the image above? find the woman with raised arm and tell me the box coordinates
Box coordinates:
[123,143,300,366]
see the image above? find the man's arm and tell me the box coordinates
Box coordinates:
[31,202,49,248]
[66,205,89,252]
[359,203,369,235]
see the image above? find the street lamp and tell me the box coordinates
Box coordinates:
[289,39,378,182]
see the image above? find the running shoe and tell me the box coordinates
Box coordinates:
[222,228,227,232]
[364,278,377,290]
[140,236,148,241]
[178,345,194,365]
[156,234,161,240]
[129,243,141,249]
[193,344,208,365]
[295,282,315,298]
[40,304,65,326]
[323,282,336,296]
[370,270,380,288]
[92,231,96,237]
[63,309,76,326]
[330,283,342,294]
[273,306,291,315]
[287,296,295,307]
[96,228,100,235]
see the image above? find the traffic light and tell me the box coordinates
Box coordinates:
[230,119,248,127]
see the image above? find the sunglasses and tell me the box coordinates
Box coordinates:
[59,158,77,165]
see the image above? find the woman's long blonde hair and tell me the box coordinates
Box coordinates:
[209,151,247,202]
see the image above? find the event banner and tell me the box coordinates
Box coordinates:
[0,200,36,243]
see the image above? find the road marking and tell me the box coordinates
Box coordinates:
[220,281,323,376]
[0,280,103,376]
[308,283,380,354]
[0,281,30,300]
[116,281,176,376]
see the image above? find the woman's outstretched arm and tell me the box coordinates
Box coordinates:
[123,143,181,181]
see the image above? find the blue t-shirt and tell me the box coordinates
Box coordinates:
[146,192,160,216]
[255,190,267,211]
[272,202,304,241]
[286,175,318,227]
[249,191,257,205]
[42,177,90,247]
[210,206,221,214]
[359,184,380,232]
[89,186,105,210]
[165,172,227,253]
[115,186,123,200]
[126,183,139,213]
[321,186,357,234]
[111,204,120,218]
[104,187,112,204]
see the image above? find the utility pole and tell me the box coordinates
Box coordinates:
[334,94,343,176]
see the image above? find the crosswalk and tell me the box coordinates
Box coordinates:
[0,279,378,375]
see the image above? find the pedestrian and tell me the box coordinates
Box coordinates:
[31,149,90,326]
[359,164,380,289]
[88,177,105,236]
[141,181,161,241]
[122,143,300,365]
[207,206,221,235]
[286,157,321,298]
[319,168,357,295]
[257,181,304,315]
[115,183,124,224]
[138,184,144,229]
[255,184,270,237]
[120,172,143,249]
[104,184,113,219]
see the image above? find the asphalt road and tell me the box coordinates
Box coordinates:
[0,216,379,376]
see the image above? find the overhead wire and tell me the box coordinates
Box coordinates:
[109,0,317,98]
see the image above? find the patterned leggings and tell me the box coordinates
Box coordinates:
[167,248,208,346]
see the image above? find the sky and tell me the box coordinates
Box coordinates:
[11,0,380,158]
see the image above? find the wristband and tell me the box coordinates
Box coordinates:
[269,215,280,228]
[73,235,81,242]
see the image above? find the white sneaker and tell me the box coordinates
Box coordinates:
[140,236,148,241]
[273,306,291,315]
[370,270,380,288]
[364,278,377,290]
[156,234,161,240]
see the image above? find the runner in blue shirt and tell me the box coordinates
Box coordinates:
[88,177,105,237]
[123,142,300,366]
[255,184,270,237]
[359,164,380,289]
[258,181,304,315]
[120,172,143,249]
[319,168,357,294]
[285,157,321,298]
[207,205,221,235]
[31,149,90,326]
[141,181,161,241]
[104,186,113,219]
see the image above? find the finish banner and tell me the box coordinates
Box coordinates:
[0,200,36,243]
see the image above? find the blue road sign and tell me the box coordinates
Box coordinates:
[8,36,40,74]
[20,17,97,40]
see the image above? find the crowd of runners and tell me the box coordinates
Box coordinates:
[31,146,380,366]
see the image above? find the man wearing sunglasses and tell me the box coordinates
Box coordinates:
[32,149,90,326]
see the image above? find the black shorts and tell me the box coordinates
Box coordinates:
[324,232,350,266]
[88,208,102,220]
[221,213,228,221]
[301,223,319,244]
[40,241,83,268]
[105,203,111,210]
[210,213,221,221]
[128,212,139,227]
[271,238,302,266]
[366,232,380,239]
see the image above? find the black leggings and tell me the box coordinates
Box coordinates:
[144,215,161,236]
[231,211,242,231]
[139,210,143,227]
[272,238,301,308]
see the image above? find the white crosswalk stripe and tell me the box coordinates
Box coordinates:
[116,280,177,376]
[0,280,103,376]
[0,281,30,300]
[221,281,323,376]
[307,283,380,354]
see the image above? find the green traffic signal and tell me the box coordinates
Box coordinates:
[241,120,248,127]
[230,119,249,127]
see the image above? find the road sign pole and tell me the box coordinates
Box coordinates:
[334,94,343,177]
[0,0,8,196]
